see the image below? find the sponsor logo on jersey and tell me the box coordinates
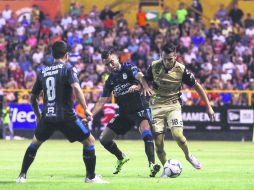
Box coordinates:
[123,73,127,80]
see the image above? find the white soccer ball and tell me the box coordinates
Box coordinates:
[163,159,183,178]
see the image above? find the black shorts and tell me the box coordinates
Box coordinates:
[35,117,90,142]
[107,108,152,135]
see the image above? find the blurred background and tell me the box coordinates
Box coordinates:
[0,0,253,141]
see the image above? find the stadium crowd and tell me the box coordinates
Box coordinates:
[0,1,253,106]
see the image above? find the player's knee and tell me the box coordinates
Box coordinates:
[140,120,151,131]
[83,134,96,146]
[89,134,96,145]
[32,136,43,148]
[172,128,186,144]
[99,135,108,146]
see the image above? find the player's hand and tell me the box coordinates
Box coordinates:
[142,85,154,96]
[85,110,93,122]
[206,106,215,122]
[127,84,141,93]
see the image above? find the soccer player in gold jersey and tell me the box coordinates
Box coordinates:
[145,43,215,173]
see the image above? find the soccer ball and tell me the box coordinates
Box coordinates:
[163,159,183,178]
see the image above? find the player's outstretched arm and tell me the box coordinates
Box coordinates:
[71,82,93,120]
[92,97,111,116]
[30,94,41,123]
[193,82,215,121]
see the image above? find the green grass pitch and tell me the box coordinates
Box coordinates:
[0,140,254,190]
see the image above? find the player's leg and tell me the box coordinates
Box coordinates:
[168,107,201,169]
[171,127,201,169]
[17,119,54,183]
[99,115,130,174]
[170,127,189,158]
[137,108,161,177]
[139,120,155,164]
[82,134,96,180]
[154,133,167,165]
[16,135,43,183]
[150,105,168,166]
[61,118,107,183]
[139,119,160,177]
[100,127,124,160]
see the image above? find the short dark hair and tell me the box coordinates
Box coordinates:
[52,40,69,59]
[101,47,116,60]
[161,43,176,54]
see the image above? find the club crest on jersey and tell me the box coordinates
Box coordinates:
[122,73,127,80]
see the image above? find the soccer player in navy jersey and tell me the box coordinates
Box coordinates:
[16,41,107,183]
[92,48,160,177]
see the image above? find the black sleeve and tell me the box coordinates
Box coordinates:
[182,68,196,87]
[31,74,42,96]
[102,77,113,97]
[67,66,79,85]
[145,65,154,82]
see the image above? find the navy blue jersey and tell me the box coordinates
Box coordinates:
[102,63,149,114]
[32,61,79,122]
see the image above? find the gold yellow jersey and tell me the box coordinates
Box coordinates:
[146,59,196,105]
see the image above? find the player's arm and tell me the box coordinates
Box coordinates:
[68,67,92,120]
[31,74,42,123]
[31,94,41,122]
[71,83,88,110]
[182,68,215,121]
[92,77,112,116]
[130,64,153,96]
[193,83,215,121]
[144,65,154,82]
[92,97,111,116]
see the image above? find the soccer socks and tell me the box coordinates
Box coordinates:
[20,144,39,174]
[83,145,96,179]
[100,140,124,160]
[142,130,155,164]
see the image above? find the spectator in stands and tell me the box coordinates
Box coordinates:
[228,3,244,25]
[0,3,253,107]
[99,4,120,21]
[2,4,12,21]
[176,2,188,26]
[244,13,254,28]
[0,12,6,31]
[191,0,203,22]
[216,4,227,22]
[136,6,146,27]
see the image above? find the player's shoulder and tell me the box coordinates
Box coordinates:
[151,59,162,67]
[174,61,186,73]
[151,59,163,71]
[64,62,73,70]
[64,63,78,73]
[122,62,136,70]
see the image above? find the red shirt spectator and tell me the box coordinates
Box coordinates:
[12,65,25,88]
[103,16,114,29]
